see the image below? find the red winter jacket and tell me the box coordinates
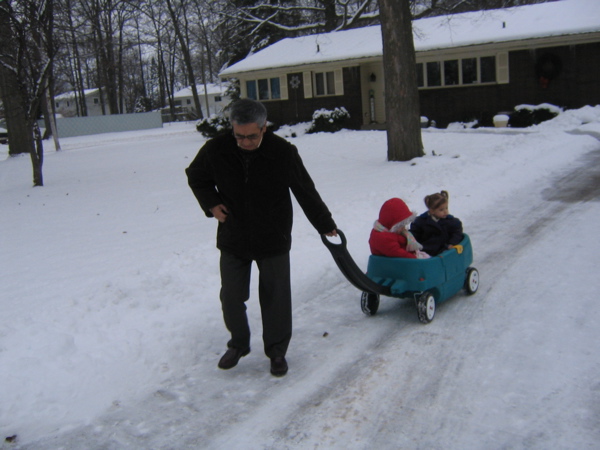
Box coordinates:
[369,229,416,258]
[368,197,417,258]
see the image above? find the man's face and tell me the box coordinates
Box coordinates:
[232,122,266,151]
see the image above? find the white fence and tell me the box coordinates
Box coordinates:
[50,111,163,138]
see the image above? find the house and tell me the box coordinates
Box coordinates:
[171,83,228,119]
[54,88,110,117]
[219,0,600,128]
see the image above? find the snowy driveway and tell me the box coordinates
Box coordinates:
[15,143,600,450]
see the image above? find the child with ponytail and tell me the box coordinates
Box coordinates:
[410,190,463,256]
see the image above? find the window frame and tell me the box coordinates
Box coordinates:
[246,76,282,101]
[417,54,503,89]
[314,70,336,97]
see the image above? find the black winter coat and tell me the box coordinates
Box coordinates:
[410,212,463,256]
[186,130,336,260]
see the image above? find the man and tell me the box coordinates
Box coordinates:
[186,99,337,377]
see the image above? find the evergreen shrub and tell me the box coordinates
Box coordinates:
[508,104,560,128]
[196,114,231,138]
[307,107,350,133]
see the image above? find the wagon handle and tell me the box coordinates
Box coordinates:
[321,229,390,296]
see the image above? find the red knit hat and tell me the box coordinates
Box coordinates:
[377,198,416,231]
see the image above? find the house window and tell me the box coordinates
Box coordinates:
[480,56,496,83]
[246,80,257,99]
[462,58,477,84]
[416,63,424,87]
[93,98,99,104]
[426,62,441,87]
[246,77,281,100]
[444,60,459,86]
[186,99,191,105]
[215,95,222,102]
[270,78,281,99]
[258,79,269,100]
[418,55,500,88]
[315,71,335,96]
[55,102,60,108]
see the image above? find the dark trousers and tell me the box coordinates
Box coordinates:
[219,251,292,359]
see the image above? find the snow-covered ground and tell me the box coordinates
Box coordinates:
[1,107,600,449]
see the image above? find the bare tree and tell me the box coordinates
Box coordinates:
[137,0,187,119]
[74,0,136,115]
[216,0,380,67]
[62,0,89,115]
[413,0,552,19]
[0,0,56,185]
[190,0,228,113]
[164,0,203,119]
[379,0,423,161]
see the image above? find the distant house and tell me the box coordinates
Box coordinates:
[219,0,600,128]
[54,88,110,117]
[171,83,228,119]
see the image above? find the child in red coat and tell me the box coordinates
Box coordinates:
[369,198,430,259]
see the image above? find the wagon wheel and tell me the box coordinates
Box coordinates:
[360,291,380,316]
[416,292,436,324]
[465,267,479,295]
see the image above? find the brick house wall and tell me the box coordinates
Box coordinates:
[419,42,600,128]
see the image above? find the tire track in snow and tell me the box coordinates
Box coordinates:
[18,146,600,449]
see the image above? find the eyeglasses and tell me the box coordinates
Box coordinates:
[233,132,262,142]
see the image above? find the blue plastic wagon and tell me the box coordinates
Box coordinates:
[322,230,479,323]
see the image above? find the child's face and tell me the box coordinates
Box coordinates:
[430,203,449,219]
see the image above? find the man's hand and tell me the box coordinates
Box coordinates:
[210,204,229,223]
[325,229,338,237]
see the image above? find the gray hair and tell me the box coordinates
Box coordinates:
[229,98,268,128]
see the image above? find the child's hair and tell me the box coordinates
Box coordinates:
[424,190,449,210]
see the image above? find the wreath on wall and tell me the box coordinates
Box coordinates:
[535,53,563,89]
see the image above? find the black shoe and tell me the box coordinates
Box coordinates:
[270,356,288,377]
[218,347,250,370]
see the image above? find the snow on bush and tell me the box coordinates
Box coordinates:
[307,107,350,133]
[447,119,479,130]
[509,103,562,128]
[196,114,231,138]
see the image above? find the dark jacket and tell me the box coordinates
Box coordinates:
[410,212,463,256]
[186,130,336,260]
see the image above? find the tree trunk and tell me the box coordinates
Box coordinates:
[65,0,88,116]
[104,29,120,114]
[320,0,339,31]
[0,6,32,156]
[31,122,44,186]
[135,20,148,99]
[118,22,125,114]
[0,65,34,156]
[46,87,61,151]
[165,0,204,119]
[379,0,424,161]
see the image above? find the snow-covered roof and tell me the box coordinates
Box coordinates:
[173,83,227,98]
[220,0,600,76]
[54,88,101,100]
